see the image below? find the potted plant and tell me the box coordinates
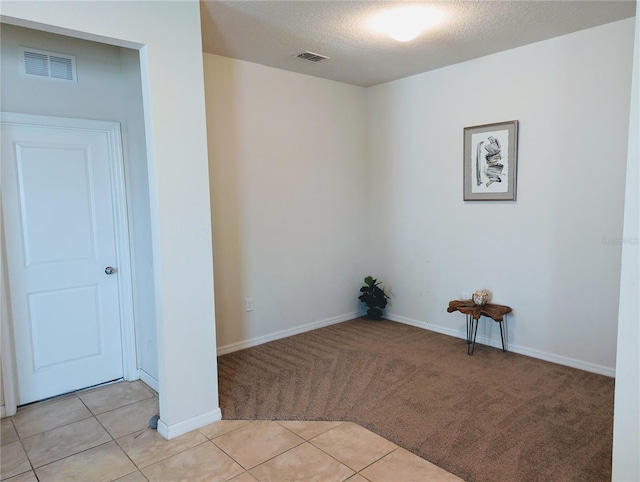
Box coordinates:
[358,276,389,320]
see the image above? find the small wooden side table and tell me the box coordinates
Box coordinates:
[447,300,512,355]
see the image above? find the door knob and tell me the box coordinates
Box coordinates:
[105,266,117,275]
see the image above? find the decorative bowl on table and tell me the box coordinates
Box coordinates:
[472,291,489,305]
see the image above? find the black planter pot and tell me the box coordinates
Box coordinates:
[366,307,383,320]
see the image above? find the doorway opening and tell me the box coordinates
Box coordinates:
[0,24,158,412]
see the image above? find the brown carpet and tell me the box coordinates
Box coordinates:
[218,319,614,482]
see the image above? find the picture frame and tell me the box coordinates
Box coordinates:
[463,120,519,201]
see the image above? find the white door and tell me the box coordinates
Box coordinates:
[2,114,128,405]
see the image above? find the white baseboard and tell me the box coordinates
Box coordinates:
[388,314,464,339]
[504,343,615,377]
[217,312,360,356]
[157,408,222,440]
[139,369,159,393]
[387,313,616,378]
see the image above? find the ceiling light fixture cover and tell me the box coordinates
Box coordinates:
[369,6,444,42]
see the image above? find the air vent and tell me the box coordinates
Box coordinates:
[20,47,77,82]
[296,51,330,63]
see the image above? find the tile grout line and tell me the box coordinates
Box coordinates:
[28,440,115,474]
[10,383,155,481]
[80,381,158,474]
[279,422,363,476]
[20,396,112,473]
[274,420,346,441]
[12,394,93,439]
[16,411,122,481]
[78,386,157,418]
[198,420,252,442]
[208,426,307,473]
[197,422,260,477]
[204,420,386,479]
[353,446,400,476]
[208,437,258,472]
[8,417,37,481]
[82,394,157,417]
[89,404,147,481]
[243,439,308,474]
[306,435,373,476]
[81,386,159,478]
[304,425,400,476]
[117,433,213,473]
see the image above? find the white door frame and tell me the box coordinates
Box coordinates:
[1,112,138,414]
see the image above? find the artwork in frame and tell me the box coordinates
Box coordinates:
[463,120,519,201]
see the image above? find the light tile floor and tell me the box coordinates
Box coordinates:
[1,381,462,481]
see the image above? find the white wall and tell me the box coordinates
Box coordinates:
[0,23,158,387]
[204,54,367,352]
[366,18,635,375]
[612,5,640,480]
[1,0,219,438]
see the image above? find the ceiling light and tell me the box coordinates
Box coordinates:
[369,6,444,42]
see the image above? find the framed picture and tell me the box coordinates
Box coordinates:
[463,120,519,201]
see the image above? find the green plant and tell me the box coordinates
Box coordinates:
[358,276,389,320]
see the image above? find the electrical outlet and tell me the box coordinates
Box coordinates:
[245,298,254,312]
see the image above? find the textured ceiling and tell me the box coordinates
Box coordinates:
[200,1,636,87]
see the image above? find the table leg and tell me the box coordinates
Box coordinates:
[468,316,479,356]
[498,319,506,352]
